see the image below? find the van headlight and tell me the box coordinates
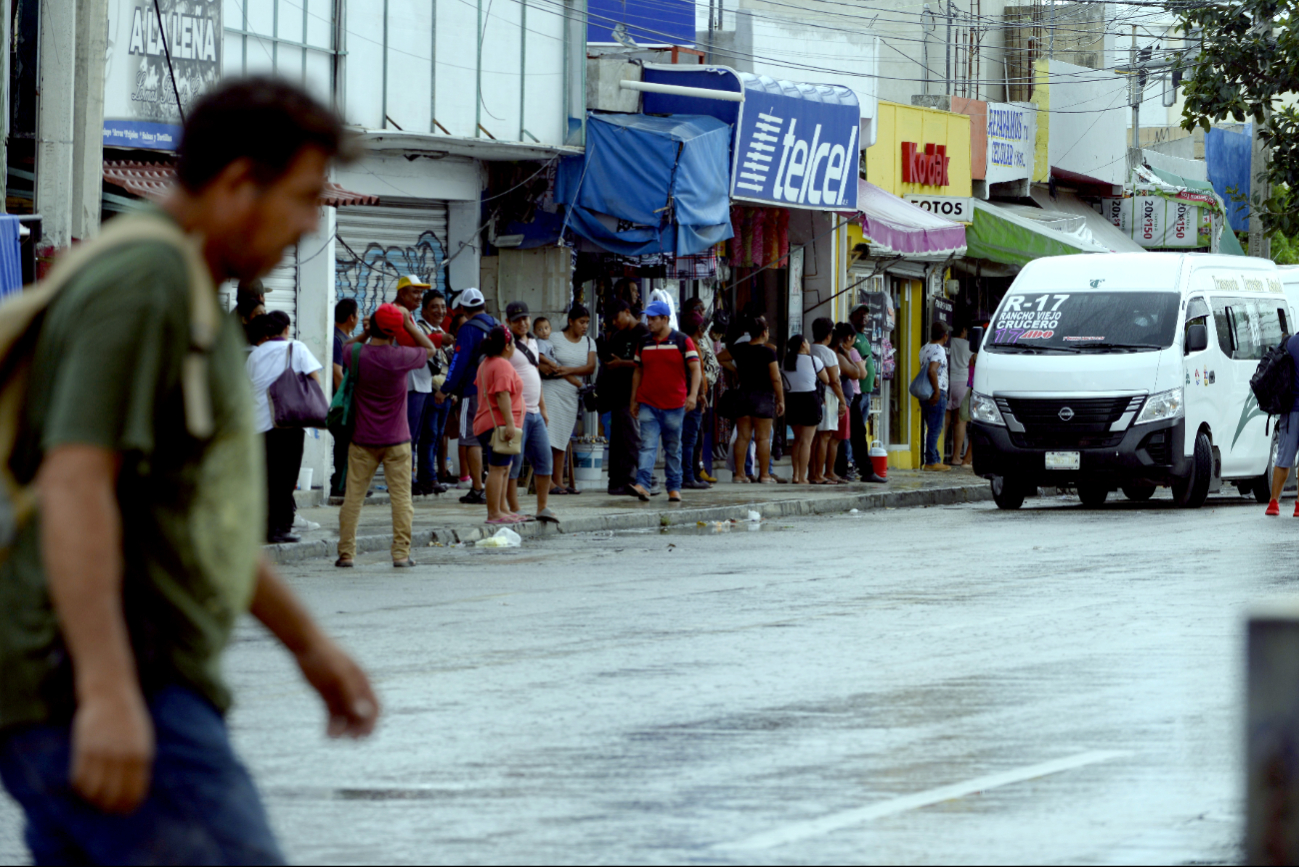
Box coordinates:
[970,392,1006,426]
[1134,388,1184,426]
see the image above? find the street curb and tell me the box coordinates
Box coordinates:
[265,480,993,565]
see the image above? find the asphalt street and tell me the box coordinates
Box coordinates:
[2,486,1292,864]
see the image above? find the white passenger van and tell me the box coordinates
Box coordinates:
[969,252,1290,509]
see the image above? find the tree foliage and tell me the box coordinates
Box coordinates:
[1177,0,1298,235]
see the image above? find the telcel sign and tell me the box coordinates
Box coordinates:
[732,79,860,210]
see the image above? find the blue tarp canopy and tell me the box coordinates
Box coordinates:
[555,113,734,256]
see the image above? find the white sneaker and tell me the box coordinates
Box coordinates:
[293,515,321,531]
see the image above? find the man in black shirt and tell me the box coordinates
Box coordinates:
[598,301,649,495]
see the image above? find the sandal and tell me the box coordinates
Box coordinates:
[549,487,569,495]
[486,516,516,525]
[566,486,582,495]
[334,557,354,568]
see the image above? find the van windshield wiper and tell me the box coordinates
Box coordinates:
[1068,342,1164,352]
[992,343,1082,354]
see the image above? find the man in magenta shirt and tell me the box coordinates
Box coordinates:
[337,303,436,567]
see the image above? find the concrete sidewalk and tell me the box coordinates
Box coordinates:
[266,467,992,564]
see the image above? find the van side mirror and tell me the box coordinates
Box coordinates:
[1185,322,1208,354]
[969,326,984,350]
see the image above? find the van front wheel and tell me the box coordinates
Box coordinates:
[991,476,1026,510]
[1172,430,1213,509]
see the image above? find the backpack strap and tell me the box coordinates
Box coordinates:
[0,212,217,549]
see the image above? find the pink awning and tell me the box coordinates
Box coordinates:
[844,179,966,260]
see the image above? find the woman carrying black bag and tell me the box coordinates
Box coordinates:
[246,311,324,543]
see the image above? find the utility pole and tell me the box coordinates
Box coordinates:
[72,0,107,241]
[1249,17,1272,260]
[1129,25,1141,176]
[946,0,953,97]
[35,0,76,253]
[1048,0,1055,60]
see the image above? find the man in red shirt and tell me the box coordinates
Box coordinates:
[629,300,701,503]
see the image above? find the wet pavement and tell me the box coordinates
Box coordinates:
[271,467,990,562]
[1,485,1289,864]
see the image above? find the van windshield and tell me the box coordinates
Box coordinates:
[986,291,1181,353]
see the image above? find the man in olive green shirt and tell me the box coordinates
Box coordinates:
[0,79,378,865]
[849,304,885,483]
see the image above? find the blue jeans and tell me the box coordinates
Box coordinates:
[921,391,948,466]
[0,686,284,865]
[417,396,452,485]
[510,411,555,479]
[636,404,685,492]
[406,391,429,481]
[681,406,704,484]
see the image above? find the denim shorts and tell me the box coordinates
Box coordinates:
[483,434,516,467]
[511,412,554,479]
[1278,411,1299,469]
[0,686,284,865]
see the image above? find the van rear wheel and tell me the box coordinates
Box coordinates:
[1172,430,1213,509]
[1077,483,1109,508]
[1121,483,1156,502]
[991,476,1026,510]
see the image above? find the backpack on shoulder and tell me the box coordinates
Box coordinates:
[0,212,219,554]
[1251,338,1294,423]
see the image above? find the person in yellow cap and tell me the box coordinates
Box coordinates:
[394,275,438,494]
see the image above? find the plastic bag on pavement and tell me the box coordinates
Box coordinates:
[476,527,522,548]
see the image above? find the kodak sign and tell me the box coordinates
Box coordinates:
[901,142,950,187]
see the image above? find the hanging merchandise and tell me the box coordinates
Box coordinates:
[729,206,792,268]
[672,251,719,280]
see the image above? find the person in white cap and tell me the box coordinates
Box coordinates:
[433,288,498,505]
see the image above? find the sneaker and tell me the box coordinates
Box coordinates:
[459,488,486,505]
[457,475,472,488]
[682,479,711,489]
[292,515,321,531]
[1267,499,1281,516]
[922,463,952,472]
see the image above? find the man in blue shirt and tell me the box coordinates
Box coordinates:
[1266,333,1299,515]
[433,287,498,505]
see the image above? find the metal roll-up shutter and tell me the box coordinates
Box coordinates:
[334,201,450,317]
[217,244,300,335]
[261,246,300,335]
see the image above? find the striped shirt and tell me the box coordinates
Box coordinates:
[634,332,698,410]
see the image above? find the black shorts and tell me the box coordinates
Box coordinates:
[785,391,822,427]
[741,390,776,420]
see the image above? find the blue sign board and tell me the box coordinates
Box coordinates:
[587,0,695,47]
[641,68,860,211]
[103,120,181,151]
[731,78,859,210]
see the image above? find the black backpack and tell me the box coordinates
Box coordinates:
[1251,337,1294,416]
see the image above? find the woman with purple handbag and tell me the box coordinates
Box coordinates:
[245,311,327,543]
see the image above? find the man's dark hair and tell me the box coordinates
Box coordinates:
[235,281,265,319]
[177,77,349,193]
[567,304,590,323]
[422,289,445,310]
[609,299,631,318]
[334,298,358,324]
[246,311,291,343]
[812,317,835,344]
[749,315,769,337]
[480,325,512,358]
[931,321,950,342]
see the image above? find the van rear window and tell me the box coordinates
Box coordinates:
[988,291,1181,353]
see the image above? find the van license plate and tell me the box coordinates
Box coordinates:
[1045,451,1080,470]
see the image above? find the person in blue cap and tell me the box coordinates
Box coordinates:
[628,299,702,503]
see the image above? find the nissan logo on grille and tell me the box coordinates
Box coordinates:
[1058,406,1075,422]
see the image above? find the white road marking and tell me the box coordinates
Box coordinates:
[713,749,1130,852]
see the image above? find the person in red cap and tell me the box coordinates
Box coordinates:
[336,303,437,568]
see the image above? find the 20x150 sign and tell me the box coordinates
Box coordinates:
[903,196,973,220]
